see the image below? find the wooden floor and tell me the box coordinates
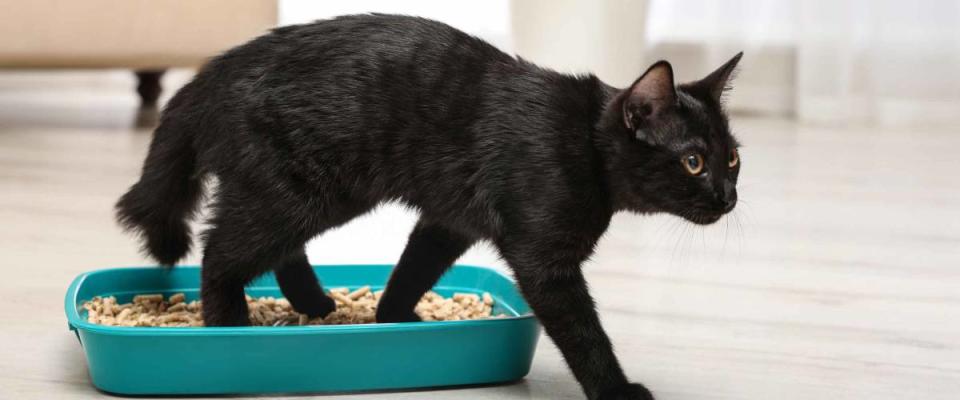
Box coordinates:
[1,71,958,399]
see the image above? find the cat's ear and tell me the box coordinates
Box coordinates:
[694,51,743,103]
[622,61,677,133]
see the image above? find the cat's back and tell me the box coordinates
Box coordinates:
[204,14,513,91]
[268,13,492,52]
[181,13,519,135]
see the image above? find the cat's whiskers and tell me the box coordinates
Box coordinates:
[733,199,756,240]
[650,214,680,250]
[699,220,707,250]
[730,206,747,260]
[722,213,731,259]
[665,213,685,266]
[665,217,684,266]
[659,212,687,257]
[671,210,698,268]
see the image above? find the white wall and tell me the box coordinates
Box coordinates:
[279,0,512,51]
[511,0,648,87]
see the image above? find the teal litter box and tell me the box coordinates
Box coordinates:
[65,264,541,395]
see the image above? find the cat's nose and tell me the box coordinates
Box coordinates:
[720,181,737,212]
[722,197,736,212]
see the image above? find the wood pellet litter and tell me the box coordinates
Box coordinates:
[82,287,503,327]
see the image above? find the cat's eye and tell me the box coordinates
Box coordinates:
[729,148,740,168]
[682,154,704,175]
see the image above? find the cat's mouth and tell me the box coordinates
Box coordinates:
[683,212,725,225]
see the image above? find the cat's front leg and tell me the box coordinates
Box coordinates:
[498,237,653,400]
[377,220,475,323]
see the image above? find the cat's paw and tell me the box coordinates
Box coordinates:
[375,308,422,323]
[597,383,655,400]
[203,309,251,327]
[291,293,336,318]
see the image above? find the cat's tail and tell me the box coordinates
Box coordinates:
[115,118,203,266]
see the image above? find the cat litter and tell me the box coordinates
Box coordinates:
[82,286,502,327]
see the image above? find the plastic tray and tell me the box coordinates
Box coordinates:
[65,264,540,395]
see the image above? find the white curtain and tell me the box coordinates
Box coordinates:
[645,0,960,127]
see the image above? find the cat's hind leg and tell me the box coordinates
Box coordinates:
[200,185,368,326]
[376,220,475,323]
[276,249,336,318]
[200,208,307,326]
[201,223,290,326]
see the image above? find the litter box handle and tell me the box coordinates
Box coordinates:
[67,322,82,346]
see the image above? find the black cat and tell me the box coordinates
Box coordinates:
[116,14,742,400]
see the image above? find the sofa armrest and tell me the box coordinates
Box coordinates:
[0,0,277,69]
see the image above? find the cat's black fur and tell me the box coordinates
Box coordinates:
[116,14,742,400]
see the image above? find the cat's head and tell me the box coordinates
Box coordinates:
[598,53,743,224]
